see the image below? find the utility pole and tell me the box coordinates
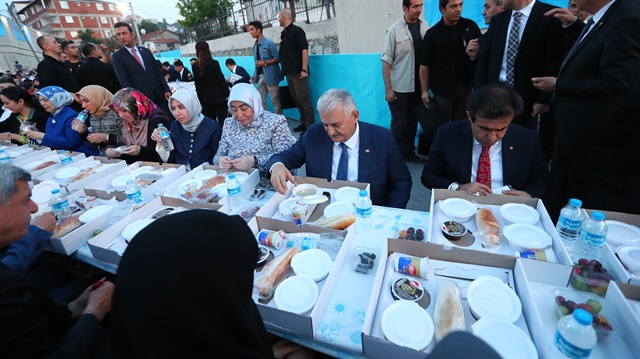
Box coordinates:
[129,2,143,45]
[6,2,41,62]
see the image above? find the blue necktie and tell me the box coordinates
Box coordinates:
[336,142,348,181]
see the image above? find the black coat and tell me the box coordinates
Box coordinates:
[76,58,121,94]
[193,58,230,107]
[37,54,81,92]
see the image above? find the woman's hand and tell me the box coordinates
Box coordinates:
[0,132,13,141]
[105,148,119,158]
[71,119,87,134]
[231,156,255,170]
[150,128,162,144]
[121,145,141,156]
[27,131,44,140]
[219,156,233,170]
[87,133,109,144]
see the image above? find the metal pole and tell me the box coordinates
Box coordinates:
[129,2,143,45]
[303,0,310,24]
[6,3,41,62]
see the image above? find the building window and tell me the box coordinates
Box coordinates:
[59,1,69,9]
[65,16,74,23]
[76,2,80,6]
[96,3,104,11]
[100,17,108,24]
[108,4,114,11]
[70,31,78,37]
[90,16,94,19]
[30,7,35,14]
[106,30,111,37]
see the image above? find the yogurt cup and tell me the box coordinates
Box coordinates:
[394,256,429,279]
[257,229,285,249]
[290,201,308,227]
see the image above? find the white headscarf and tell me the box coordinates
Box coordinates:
[227,83,264,127]
[169,89,204,133]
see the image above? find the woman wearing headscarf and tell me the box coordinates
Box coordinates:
[0,86,48,144]
[214,83,296,176]
[151,89,222,170]
[26,86,99,156]
[106,88,171,163]
[107,210,275,358]
[71,85,123,156]
[193,41,230,124]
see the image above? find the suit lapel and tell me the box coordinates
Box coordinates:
[518,2,542,51]
[357,123,372,182]
[494,11,511,64]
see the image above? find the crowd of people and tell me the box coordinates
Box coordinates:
[1,0,639,356]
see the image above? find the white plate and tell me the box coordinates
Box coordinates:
[291,249,332,282]
[138,172,163,181]
[616,246,640,274]
[7,151,22,158]
[179,179,203,197]
[31,180,60,204]
[606,220,640,247]
[440,198,477,222]
[333,187,360,203]
[503,223,552,251]
[279,198,299,218]
[23,160,44,172]
[467,276,522,323]
[471,319,538,358]
[79,205,113,223]
[54,166,82,182]
[229,171,249,182]
[161,167,176,176]
[381,300,434,351]
[111,174,135,191]
[122,218,155,241]
[80,160,101,171]
[274,276,319,314]
[499,203,540,225]
[323,201,354,218]
[131,166,154,177]
[194,169,218,181]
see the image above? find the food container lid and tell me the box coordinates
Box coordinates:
[616,246,640,274]
[440,198,476,219]
[291,249,332,282]
[606,220,640,247]
[274,276,318,314]
[333,186,360,203]
[193,169,218,181]
[504,223,552,251]
[111,174,135,191]
[467,276,522,323]
[293,183,319,197]
[131,166,154,176]
[470,319,538,358]
[80,160,101,171]
[323,201,354,218]
[499,203,540,225]
[122,218,155,241]
[381,300,434,351]
[31,180,60,204]
[79,204,113,223]
[229,171,249,182]
[54,166,81,181]
[391,277,425,302]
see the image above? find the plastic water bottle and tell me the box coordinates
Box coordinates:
[59,150,72,165]
[76,109,89,123]
[554,308,597,359]
[355,190,373,233]
[0,149,11,164]
[226,173,243,210]
[158,124,174,151]
[556,198,586,249]
[574,211,608,260]
[125,179,144,209]
[50,188,72,220]
[175,78,181,88]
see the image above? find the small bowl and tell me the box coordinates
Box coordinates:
[570,258,614,297]
[293,183,319,197]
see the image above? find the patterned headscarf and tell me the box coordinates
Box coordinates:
[77,85,113,117]
[110,88,157,122]
[35,86,74,115]
[227,83,264,127]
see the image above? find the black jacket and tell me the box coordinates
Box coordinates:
[76,58,121,94]
[37,54,81,92]
[193,58,230,107]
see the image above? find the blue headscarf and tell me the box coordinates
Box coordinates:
[36,86,74,115]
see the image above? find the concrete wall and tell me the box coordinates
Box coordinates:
[336,0,401,54]
[0,16,41,72]
[180,18,338,57]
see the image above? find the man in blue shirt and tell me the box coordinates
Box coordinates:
[249,20,283,114]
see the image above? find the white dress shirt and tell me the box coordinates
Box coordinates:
[581,0,615,42]
[499,0,536,82]
[124,45,145,70]
[331,123,360,182]
[470,138,504,189]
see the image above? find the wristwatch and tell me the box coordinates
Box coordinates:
[264,61,268,67]
[447,182,459,191]
[301,69,308,73]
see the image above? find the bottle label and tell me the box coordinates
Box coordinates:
[52,199,70,212]
[356,206,372,218]
[558,216,582,231]
[126,190,142,202]
[227,186,241,197]
[160,130,170,139]
[554,330,592,359]
[60,156,73,165]
[579,231,606,247]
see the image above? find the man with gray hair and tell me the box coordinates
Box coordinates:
[0,164,114,358]
[267,89,412,208]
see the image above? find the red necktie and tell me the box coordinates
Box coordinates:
[131,48,144,69]
[477,145,491,188]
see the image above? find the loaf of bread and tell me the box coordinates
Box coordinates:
[33,160,57,171]
[52,214,83,239]
[256,247,300,297]
[434,282,466,342]
[315,213,356,230]
[476,208,500,247]
[73,166,97,182]
[200,175,225,190]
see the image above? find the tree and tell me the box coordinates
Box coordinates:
[79,29,99,44]
[139,20,160,34]
[177,0,233,28]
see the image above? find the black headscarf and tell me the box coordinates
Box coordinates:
[108,210,275,358]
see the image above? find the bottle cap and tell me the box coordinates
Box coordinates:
[569,198,582,207]
[59,150,66,153]
[51,188,60,194]
[228,173,236,179]
[359,190,367,197]
[592,211,605,221]
[572,308,593,325]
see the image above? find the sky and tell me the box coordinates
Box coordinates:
[123,0,184,25]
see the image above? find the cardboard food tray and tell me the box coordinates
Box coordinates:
[515,259,637,358]
[27,150,87,179]
[34,156,127,194]
[5,144,52,163]
[362,239,531,358]
[13,149,56,168]
[251,216,352,339]
[428,189,572,265]
[88,196,225,265]
[84,161,186,203]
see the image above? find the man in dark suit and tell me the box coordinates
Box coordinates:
[268,89,412,208]
[422,83,548,198]
[112,22,172,117]
[225,58,250,87]
[532,0,640,216]
[36,35,82,111]
[76,42,121,94]
[475,0,570,129]
[173,60,193,82]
